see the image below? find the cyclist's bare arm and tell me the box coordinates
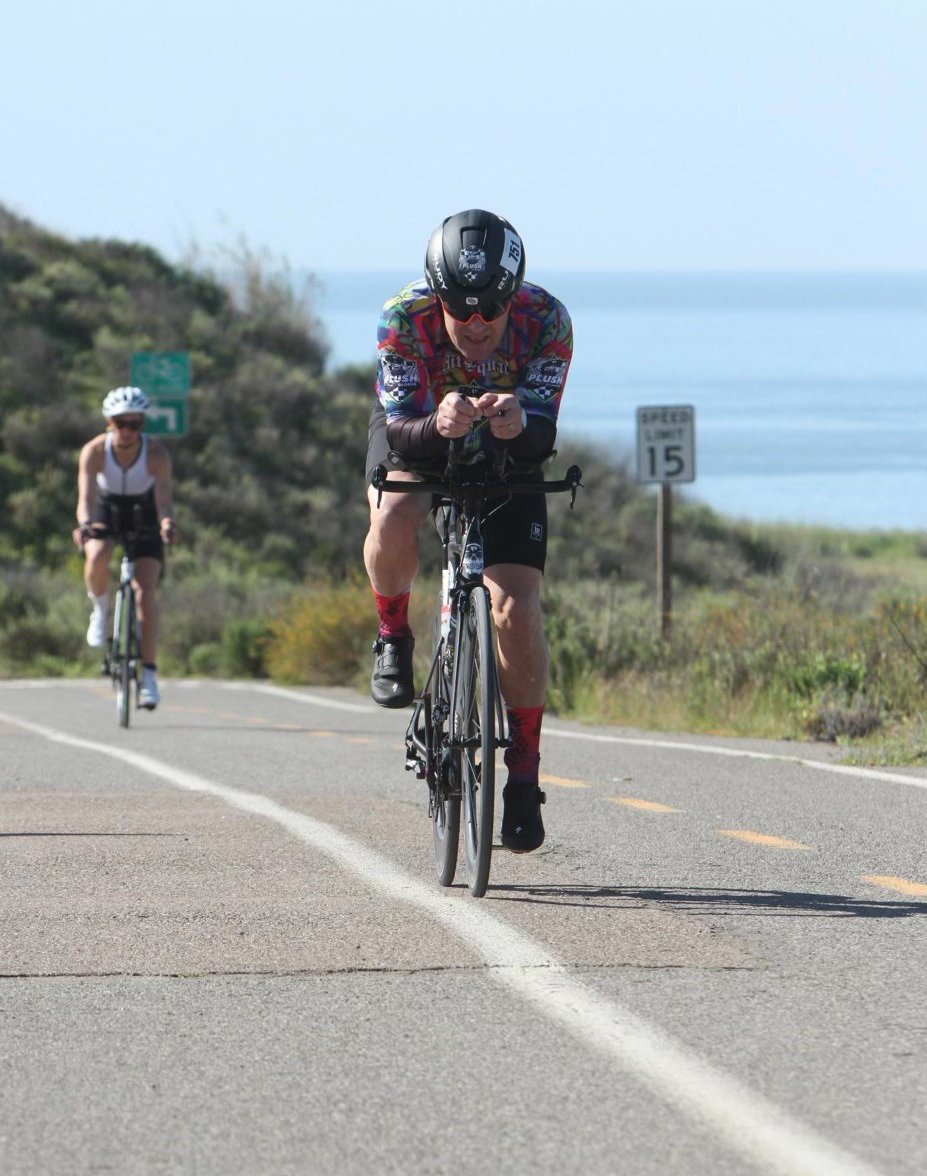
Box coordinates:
[74,436,105,548]
[149,440,176,542]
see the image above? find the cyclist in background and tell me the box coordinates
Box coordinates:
[73,387,175,709]
[363,209,573,853]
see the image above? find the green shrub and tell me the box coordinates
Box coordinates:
[187,643,222,676]
[787,653,868,700]
[220,618,271,677]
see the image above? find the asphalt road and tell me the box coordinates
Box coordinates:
[2,678,927,1176]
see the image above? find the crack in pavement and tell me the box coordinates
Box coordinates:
[0,962,757,980]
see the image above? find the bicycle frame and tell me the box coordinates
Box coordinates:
[405,493,508,791]
[97,514,154,727]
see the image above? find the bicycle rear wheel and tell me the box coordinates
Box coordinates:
[454,586,497,897]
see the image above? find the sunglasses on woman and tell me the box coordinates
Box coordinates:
[111,417,144,431]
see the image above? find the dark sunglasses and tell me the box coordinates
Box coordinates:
[442,295,513,324]
[112,417,144,431]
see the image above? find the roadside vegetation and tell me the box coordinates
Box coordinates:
[1,205,925,764]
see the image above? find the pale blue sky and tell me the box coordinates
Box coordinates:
[3,0,925,272]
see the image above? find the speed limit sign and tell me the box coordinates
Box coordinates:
[636,405,696,484]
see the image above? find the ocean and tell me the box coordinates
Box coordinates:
[311,271,927,532]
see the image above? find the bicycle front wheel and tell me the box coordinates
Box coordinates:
[116,587,135,728]
[453,586,497,897]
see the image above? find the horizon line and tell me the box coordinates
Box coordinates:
[308,266,927,277]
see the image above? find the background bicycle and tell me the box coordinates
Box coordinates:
[104,535,144,728]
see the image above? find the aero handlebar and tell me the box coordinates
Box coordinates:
[372,462,583,508]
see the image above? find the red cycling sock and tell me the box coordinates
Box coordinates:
[504,705,544,782]
[373,588,412,639]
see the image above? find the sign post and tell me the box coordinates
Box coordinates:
[636,405,696,639]
[129,351,191,437]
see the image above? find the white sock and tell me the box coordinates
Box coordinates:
[88,592,108,613]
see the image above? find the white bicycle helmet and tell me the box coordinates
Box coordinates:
[102,386,150,418]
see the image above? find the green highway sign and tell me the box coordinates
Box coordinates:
[130,351,192,398]
[144,398,188,437]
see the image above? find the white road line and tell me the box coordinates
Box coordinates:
[221,682,373,715]
[4,679,925,795]
[0,706,885,1176]
[222,682,927,793]
[543,727,927,792]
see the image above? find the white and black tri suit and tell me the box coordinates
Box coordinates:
[91,433,164,560]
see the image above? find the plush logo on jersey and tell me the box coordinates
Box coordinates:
[380,354,419,399]
[459,247,487,285]
[523,357,568,401]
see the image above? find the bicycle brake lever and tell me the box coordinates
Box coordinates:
[567,464,583,508]
[372,463,386,507]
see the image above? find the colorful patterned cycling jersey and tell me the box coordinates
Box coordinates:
[375,279,572,461]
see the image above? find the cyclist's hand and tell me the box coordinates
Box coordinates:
[436,391,483,438]
[74,522,105,550]
[160,517,176,545]
[478,392,523,440]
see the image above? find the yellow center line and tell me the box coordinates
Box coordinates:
[165,703,279,728]
[862,874,927,897]
[609,796,682,813]
[540,773,590,789]
[719,829,812,850]
[309,731,336,738]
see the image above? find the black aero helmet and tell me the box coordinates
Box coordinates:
[425,209,526,322]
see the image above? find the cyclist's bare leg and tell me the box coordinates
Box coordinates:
[483,564,547,708]
[132,557,161,664]
[484,562,548,851]
[84,538,113,597]
[364,476,430,598]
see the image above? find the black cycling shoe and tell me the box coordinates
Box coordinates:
[370,634,415,709]
[500,780,546,853]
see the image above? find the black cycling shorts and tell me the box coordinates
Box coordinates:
[91,491,164,561]
[366,402,548,573]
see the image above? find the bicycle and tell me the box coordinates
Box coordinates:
[82,513,163,728]
[373,444,581,897]
[104,536,145,728]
